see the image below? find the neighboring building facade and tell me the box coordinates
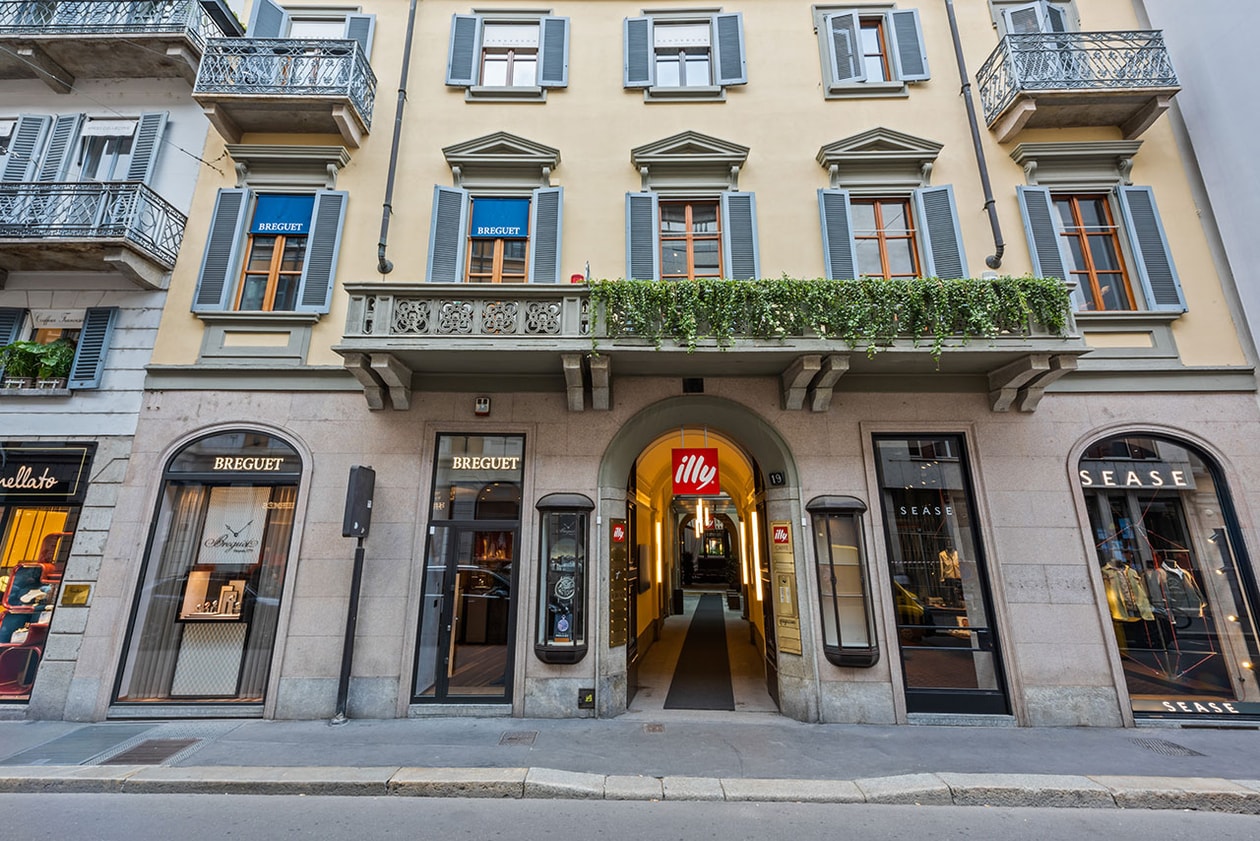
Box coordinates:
[23,0,1260,727]
[0,1,242,714]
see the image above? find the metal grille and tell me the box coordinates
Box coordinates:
[644,723,665,734]
[0,0,224,46]
[101,738,199,765]
[0,724,154,766]
[1131,737,1205,757]
[499,730,538,746]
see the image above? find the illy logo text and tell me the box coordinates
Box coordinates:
[675,453,717,492]
[773,526,790,544]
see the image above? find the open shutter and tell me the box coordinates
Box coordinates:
[1002,2,1045,35]
[344,14,376,60]
[1016,186,1082,307]
[888,9,930,82]
[426,186,470,283]
[538,16,570,88]
[1116,185,1185,312]
[446,14,481,86]
[67,307,118,389]
[247,0,289,37]
[818,189,859,280]
[713,12,747,86]
[192,188,250,312]
[624,16,653,88]
[625,192,659,281]
[914,186,968,279]
[824,12,864,86]
[296,190,347,313]
[529,187,563,284]
[1045,3,1070,33]
[3,116,51,182]
[36,114,82,182]
[0,308,27,379]
[125,112,167,183]
[721,192,759,280]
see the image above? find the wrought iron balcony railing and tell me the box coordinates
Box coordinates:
[195,37,377,129]
[977,30,1179,126]
[0,181,186,268]
[0,0,227,49]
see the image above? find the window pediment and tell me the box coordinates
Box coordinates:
[227,144,351,190]
[442,132,560,190]
[816,128,942,189]
[1010,141,1143,189]
[631,130,750,191]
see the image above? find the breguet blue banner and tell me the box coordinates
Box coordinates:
[470,198,529,239]
[250,194,316,235]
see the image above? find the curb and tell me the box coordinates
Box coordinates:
[0,767,1258,812]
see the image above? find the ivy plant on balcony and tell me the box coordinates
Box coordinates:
[588,276,1073,358]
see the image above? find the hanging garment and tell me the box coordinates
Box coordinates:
[1163,565,1207,617]
[1102,564,1154,621]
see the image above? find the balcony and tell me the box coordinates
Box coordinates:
[194,38,376,148]
[977,31,1179,143]
[0,0,237,92]
[0,181,186,289]
[335,279,1089,414]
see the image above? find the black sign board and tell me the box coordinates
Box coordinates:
[0,442,96,505]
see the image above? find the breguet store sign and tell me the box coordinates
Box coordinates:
[0,442,96,504]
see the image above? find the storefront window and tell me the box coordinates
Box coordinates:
[873,435,1009,714]
[114,431,300,705]
[1080,435,1260,717]
[0,442,94,702]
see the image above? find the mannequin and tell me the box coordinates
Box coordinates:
[1101,556,1153,621]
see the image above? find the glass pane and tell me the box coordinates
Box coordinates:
[512,56,537,87]
[1063,235,1086,272]
[501,240,527,279]
[238,275,268,311]
[856,240,883,276]
[850,203,877,233]
[880,202,910,233]
[860,26,882,54]
[863,55,887,82]
[661,243,688,276]
[684,54,710,86]
[272,275,297,311]
[660,204,688,232]
[431,435,525,520]
[1088,234,1123,271]
[247,237,277,271]
[449,534,513,696]
[1077,198,1108,229]
[280,238,306,272]
[1097,274,1130,310]
[469,240,495,275]
[414,528,455,697]
[886,240,915,276]
[538,512,585,647]
[693,240,720,274]
[1054,198,1076,229]
[481,57,508,86]
[655,55,681,87]
[691,203,719,233]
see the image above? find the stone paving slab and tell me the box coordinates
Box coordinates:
[524,767,604,799]
[0,765,143,793]
[604,775,664,800]
[1090,775,1260,814]
[938,772,1115,808]
[124,765,396,796]
[720,777,863,802]
[662,775,725,801]
[854,773,953,805]
[389,767,527,798]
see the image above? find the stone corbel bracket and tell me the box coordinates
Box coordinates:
[781,354,849,412]
[561,354,612,412]
[988,353,1079,413]
[343,352,412,411]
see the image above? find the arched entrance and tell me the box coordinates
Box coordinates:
[595,396,817,721]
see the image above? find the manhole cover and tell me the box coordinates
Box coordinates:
[499,730,538,746]
[644,723,665,734]
[102,739,200,765]
[1131,737,1205,757]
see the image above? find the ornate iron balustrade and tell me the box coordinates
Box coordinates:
[195,37,377,128]
[0,0,226,49]
[977,30,1178,125]
[347,285,590,340]
[0,181,186,268]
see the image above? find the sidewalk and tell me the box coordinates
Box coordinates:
[2,713,1259,811]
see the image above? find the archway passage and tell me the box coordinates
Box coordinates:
[623,427,777,715]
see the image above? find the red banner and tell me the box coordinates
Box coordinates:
[672,448,720,495]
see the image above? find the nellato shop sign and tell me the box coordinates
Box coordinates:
[0,442,96,504]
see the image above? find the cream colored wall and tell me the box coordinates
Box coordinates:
[151,0,1248,370]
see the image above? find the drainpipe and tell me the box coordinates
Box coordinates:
[943,0,1004,269]
[377,0,420,274]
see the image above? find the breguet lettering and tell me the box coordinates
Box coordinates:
[213,457,286,471]
[451,456,521,470]
[0,465,59,491]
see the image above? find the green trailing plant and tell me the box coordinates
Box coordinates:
[37,339,76,379]
[0,339,77,382]
[588,276,1073,359]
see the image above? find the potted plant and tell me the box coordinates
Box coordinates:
[0,340,42,389]
[35,339,75,389]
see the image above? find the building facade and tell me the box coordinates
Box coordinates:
[14,0,1260,727]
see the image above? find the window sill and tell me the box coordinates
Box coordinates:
[1075,310,1181,361]
[642,84,726,103]
[0,387,72,398]
[195,311,320,366]
[465,85,547,103]
[824,80,910,100]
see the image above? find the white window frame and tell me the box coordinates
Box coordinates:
[623,11,747,102]
[445,12,570,102]
[990,0,1076,37]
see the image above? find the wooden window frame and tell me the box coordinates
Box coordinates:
[465,198,531,284]
[852,197,921,280]
[659,199,723,281]
[235,233,307,311]
[860,17,891,83]
[1054,192,1136,311]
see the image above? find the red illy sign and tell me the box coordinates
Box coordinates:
[772,524,791,545]
[672,448,720,494]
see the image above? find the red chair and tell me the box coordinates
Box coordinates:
[0,645,40,696]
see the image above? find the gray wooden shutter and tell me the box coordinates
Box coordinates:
[344,14,376,60]
[538,16,570,88]
[125,112,167,183]
[818,189,859,280]
[888,9,929,82]
[3,116,50,182]
[713,12,747,86]
[721,192,759,280]
[426,186,470,283]
[192,188,250,312]
[1002,3,1045,35]
[914,186,968,278]
[529,186,563,284]
[824,12,864,85]
[446,14,481,86]
[625,191,659,280]
[0,308,27,379]
[624,16,653,88]
[1016,186,1082,307]
[36,113,83,182]
[296,190,347,313]
[1045,3,1070,33]
[247,0,289,37]
[1116,185,1185,312]
[67,306,118,389]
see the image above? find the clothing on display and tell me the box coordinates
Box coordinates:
[1101,560,1154,621]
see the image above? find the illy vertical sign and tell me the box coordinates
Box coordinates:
[672,448,719,495]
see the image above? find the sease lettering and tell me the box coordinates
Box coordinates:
[1160,700,1239,714]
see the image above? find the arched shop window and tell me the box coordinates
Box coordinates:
[114,431,301,706]
[1079,434,1260,718]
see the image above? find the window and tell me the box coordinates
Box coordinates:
[661,200,722,280]
[820,188,966,280]
[0,306,120,390]
[1017,184,1185,312]
[0,112,165,185]
[815,5,929,97]
[427,188,561,284]
[247,0,376,57]
[445,13,569,98]
[995,0,1071,36]
[624,12,746,100]
[192,189,347,313]
[852,197,920,279]
[466,197,530,284]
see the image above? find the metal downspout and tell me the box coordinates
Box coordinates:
[377,0,419,274]
[944,0,1004,269]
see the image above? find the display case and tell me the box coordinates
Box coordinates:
[807,496,879,668]
[177,566,250,621]
[535,493,593,664]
